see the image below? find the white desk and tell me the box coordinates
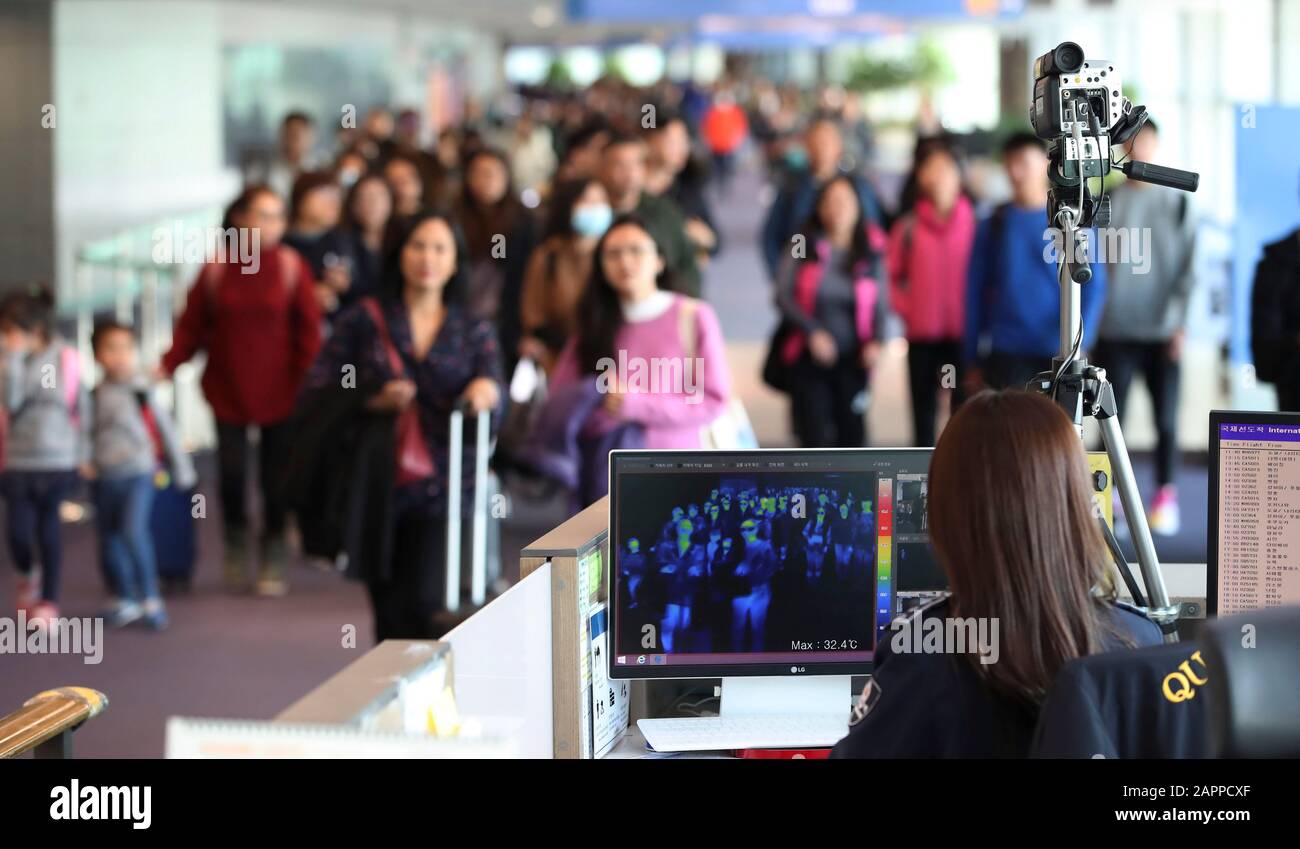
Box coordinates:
[439,561,1209,758]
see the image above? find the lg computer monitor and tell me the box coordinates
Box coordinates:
[1209,410,1300,616]
[607,448,946,680]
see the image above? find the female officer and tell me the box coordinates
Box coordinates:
[832,390,1162,758]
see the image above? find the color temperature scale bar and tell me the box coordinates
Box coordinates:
[875,477,893,639]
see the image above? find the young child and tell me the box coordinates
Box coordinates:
[88,321,196,629]
[0,289,89,626]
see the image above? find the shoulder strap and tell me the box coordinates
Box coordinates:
[361,298,405,377]
[60,347,80,419]
[676,296,699,362]
[133,388,165,459]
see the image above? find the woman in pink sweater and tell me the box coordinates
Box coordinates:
[551,215,731,449]
[887,142,976,447]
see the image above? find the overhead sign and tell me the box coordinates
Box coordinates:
[566,0,1023,23]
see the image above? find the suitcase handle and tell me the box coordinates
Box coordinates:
[445,406,492,612]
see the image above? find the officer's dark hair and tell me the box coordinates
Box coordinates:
[928,390,1130,708]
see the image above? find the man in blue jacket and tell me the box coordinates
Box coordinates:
[964,133,1107,393]
[761,114,885,279]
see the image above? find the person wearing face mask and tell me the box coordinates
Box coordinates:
[299,211,502,641]
[519,177,613,373]
[333,150,369,191]
[161,185,322,596]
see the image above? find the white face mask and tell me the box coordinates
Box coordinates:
[571,203,613,238]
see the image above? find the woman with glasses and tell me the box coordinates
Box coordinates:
[549,214,733,450]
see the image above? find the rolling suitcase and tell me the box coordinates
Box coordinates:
[152,475,197,595]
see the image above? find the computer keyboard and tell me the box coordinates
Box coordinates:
[638,714,849,752]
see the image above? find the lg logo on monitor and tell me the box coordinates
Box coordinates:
[790,666,806,674]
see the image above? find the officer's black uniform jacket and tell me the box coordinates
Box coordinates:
[831,597,1161,758]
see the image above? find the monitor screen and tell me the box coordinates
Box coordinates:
[1210,411,1300,616]
[607,449,946,679]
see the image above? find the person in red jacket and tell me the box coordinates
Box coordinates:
[887,142,976,447]
[160,184,322,596]
[701,89,749,196]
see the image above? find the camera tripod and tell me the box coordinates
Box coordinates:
[1024,40,1201,640]
[1030,205,1182,640]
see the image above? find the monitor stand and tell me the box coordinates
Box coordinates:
[719,675,852,719]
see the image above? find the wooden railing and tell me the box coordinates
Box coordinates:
[0,687,108,759]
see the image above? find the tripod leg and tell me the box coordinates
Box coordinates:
[1099,516,1145,607]
[1094,385,1180,640]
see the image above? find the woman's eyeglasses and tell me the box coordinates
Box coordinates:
[601,244,654,262]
